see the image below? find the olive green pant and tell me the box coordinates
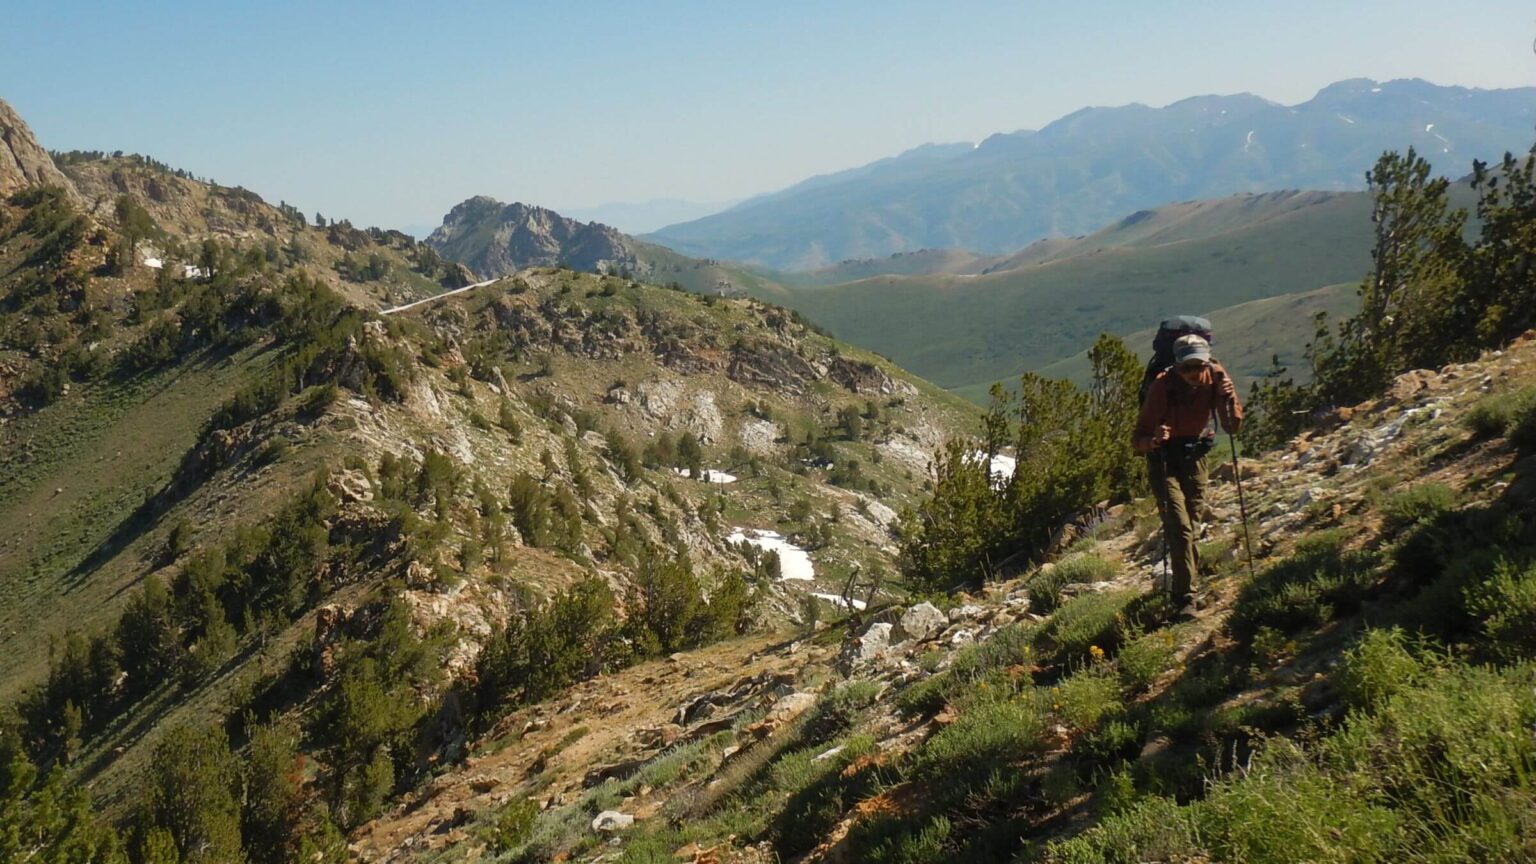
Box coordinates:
[1149,452,1208,603]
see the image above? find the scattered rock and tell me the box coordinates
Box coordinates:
[948,604,985,623]
[894,602,947,643]
[591,811,635,833]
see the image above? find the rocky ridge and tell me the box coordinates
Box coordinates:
[427,197,637,279]
[0,97,76,199]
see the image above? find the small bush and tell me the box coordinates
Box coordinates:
[1463,395,1518,439]
[482,797,539,854]
[1510,392,1536,453]
[1379,483,1457,534]
[1228,531,1377,644]
[1051,667,1123,735]
[1116,629,1180,692]
[1464,557,1536,661]
[913,694,1049,801]
[1334,627,1427,709]
[1056,553,1118,584]
[805,681,881,741]
[1040,590,1138,663]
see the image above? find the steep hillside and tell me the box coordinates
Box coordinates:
[349,330,1536,863]
[647,78,1536,269]
[0,114,982,851]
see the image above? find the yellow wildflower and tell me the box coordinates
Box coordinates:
[1088,645,1105,661]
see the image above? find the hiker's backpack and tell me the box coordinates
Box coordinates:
[1138,315,1214,405]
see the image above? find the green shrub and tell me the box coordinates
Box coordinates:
[913,694,1049,801]
[1510,391,1536,454]
[1027,554,1117,615]
[1464,558,1536,661]
[805,681,882,741]
[1051,667,1123,735]
[1040,590,1138,663]
[1228,531,1377,644]
[1115,629,1180,692]
[1378,483,1457,534]
[896,672,953,719]
[1462,393,1520,439]
[1334,627,1427,709]
[482,797,539,854]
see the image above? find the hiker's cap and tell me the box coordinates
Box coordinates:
[1173,334,1212,366]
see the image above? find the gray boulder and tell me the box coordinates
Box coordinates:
[895,602,947,643]
[591,810,635,832]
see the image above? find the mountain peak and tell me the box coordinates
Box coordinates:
[0,98,77,199]
[427,197,634,278]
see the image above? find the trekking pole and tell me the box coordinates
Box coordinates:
[1229,432,1256,578]
[1218,370,1257,580]
[1150,450,1171,592]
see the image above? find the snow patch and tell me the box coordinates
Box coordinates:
[727,528,814,581]
[1243,130,1256,152]
[1336,113,1356,125]
[970,451,1017,485]
[810,593,868,611]
[673,467,737,484]
[1425,123,1435,132]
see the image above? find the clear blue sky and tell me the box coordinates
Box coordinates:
[3,0,1533,232]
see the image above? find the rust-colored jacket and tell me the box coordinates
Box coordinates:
[1133,362,1243,454]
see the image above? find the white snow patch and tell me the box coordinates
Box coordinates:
[1336,113,1356,125]
[1370,87,1382,93]
[810,593,868,611]
[970,451,1017,485]
[142,256,208,278]
[727,528,814,581]
[673,467,738,484]
[1243,130,1256,152]
[382,278,501,315]
[1425,123,1435,132]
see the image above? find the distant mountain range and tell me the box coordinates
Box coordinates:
[644,78,1536,270]
[562,197,739,234]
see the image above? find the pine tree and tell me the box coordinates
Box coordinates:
[141,725,244,863]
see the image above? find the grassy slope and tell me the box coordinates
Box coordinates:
[1012,281,1359,399]
[775,191,1376,393]
[0,348,273,701]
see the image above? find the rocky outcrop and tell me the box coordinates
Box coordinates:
[0,98,76,199]
[427,197,637,278]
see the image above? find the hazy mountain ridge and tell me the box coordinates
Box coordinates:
[646,78,1536,269]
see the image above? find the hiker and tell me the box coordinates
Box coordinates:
[1132,334,1242,613]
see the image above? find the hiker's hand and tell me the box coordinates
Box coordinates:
[1155,425,1172,446]
[1218,375,1236,401]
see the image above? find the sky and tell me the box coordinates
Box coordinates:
[3,0,1533,233]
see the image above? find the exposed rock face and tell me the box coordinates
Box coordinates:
[427,197,637,278]
[0,98,76,199]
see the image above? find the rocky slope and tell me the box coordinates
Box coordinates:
[0,97,76,199]
[346,331,1536,861]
